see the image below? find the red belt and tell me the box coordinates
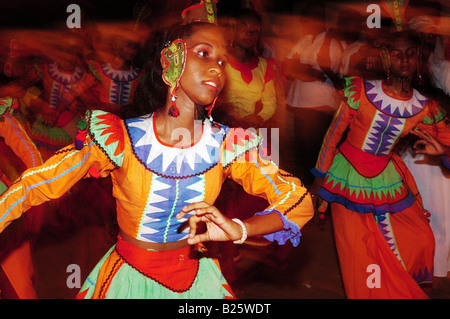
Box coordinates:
[115,236,200,293]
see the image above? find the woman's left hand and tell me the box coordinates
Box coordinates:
[176,202,243,245]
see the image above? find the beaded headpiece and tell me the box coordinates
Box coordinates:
[181,0,218,25]
[382,0,409,32]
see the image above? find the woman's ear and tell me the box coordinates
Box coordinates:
[160,55,168,69]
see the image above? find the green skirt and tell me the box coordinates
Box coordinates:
[77,238,235,299]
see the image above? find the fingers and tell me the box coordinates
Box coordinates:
[175,201,211,220]
[413,139,426,150]
[411,128,434,142]
[186,214,210,245]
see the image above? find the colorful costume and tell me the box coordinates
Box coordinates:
[29,58,97,152]
[87,60,144,106]
[312,76,450,298]
[0,97,43,299]
[220,56,277,125]
[0,109,313,299]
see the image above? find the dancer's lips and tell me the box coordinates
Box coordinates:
[400,65,410,71]
[204,80,218,88]
[204,80,219,91]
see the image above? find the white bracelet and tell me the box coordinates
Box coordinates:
[232,218,247,244]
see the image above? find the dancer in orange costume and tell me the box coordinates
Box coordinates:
[0,1,313,299]
[311,30,450,298]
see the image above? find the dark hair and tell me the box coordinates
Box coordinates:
[122,21,218,119]
[385,30,421,51]
[234,8,262,25]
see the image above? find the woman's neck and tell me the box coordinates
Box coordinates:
[111,57,132,71]
[230,46,255,63]
[154,103,202,147]
[57,61,76,73]
[384,76,413,98]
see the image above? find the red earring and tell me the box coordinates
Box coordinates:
[168,94,180,117]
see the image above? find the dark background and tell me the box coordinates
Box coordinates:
[1,0,447,29]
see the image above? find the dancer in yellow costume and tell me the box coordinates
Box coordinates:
[0,1,313,299]
[216,7,277,128]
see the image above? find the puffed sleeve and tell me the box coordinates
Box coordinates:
[415,99,450,167]
[222,127,314,247]
[311,76,360,177]
[0,109,125,233]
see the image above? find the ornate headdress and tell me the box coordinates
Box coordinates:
[382,0,409,32]
[380,0,423,86]
[162,0,219,117]
[181,0,218,25]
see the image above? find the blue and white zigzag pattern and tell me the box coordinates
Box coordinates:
[137,174,205,243]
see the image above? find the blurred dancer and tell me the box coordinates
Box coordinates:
[311,30,449,298]
[0,32,98,160]
[86,27,146,116]
[402,13,450,280]
[282,2,342,185]
[214,6,280,282]
[215,7,277,128]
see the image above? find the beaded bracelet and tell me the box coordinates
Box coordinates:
[232,218,247,244]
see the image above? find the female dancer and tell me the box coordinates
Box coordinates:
[311,30,449,298]
[0,4,313,299]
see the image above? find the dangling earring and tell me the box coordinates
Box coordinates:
[417,72,424,86]
[205,96,218,120]
[205,96,221,129]
[385,69,392,86]
[161,39,187,117]
[168,93,180,117]
[380,47,391,86]
[417,61,424,86]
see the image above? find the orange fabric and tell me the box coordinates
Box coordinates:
[331,202,432,299]
[87,250,125,299]
[0,114,313,243]
[0,108,42,299]
[0,112,43,169]
[1,241,36,299]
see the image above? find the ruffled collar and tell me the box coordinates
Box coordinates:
[364,80,428,118]
[125,114,226,178]
[47,63,84,85]
[101,63,141,82]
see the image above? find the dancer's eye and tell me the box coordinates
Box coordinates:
[198,50,210,58]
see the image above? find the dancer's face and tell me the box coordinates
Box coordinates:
[388,37,419,78]
[234,18,261,50]
[177,25,228,107]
